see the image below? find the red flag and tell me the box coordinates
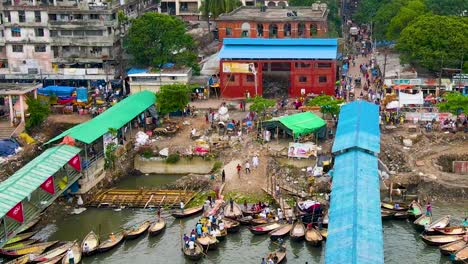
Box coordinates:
[68,154,81,171]
[40,176,55,195]
[7,202,24,223]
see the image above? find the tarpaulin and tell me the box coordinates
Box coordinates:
[399,91,424,105]
[0,139,20,157]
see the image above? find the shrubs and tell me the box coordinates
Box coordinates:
[166,153,180,164]
[212,161,223,173]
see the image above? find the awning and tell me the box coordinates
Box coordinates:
[263,112,326,138]
[393,84,414,90]
[0,145,81,218]
[46,91,156,145]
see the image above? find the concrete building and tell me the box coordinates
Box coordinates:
[0,0,157,86]
[216,4,328,44]
[128,67,192,93]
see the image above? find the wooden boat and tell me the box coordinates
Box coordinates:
[214,228,228,241]
[222,218,240,233]
[381,202,408,212]
[251,218,269,226]
[407,201,423,220]
[265,249,286,264]
[241,207,261,217]
[4,255,29,264]
[37,253,65,264]
[33,241,75,262]
[452,245,468,263]
[181,241,203,261]
[420,234,463,246]
[424,215,451,234]
[124,220,151,240]
[414,215,432,231]
[18,217,41,234]
[97,232,124,253]
[290,222,306,241]
[1,239,38,251]
[171,206,203,219]
[0,241,58,257]
[305,228,323,246]
[196,235,219,250]
[435,226,467,235]
[5,231,38,246]
[269,224,293,240]
[148,218,166,236]
[248,222,281,235]
[439,240,466,255]
[224,203,243,219]
[393,211,409,220]
[81,231,99,256]
[381,210,396,220]
[61,242,82,264]
[238,216,253,225]
[319,228,328,240]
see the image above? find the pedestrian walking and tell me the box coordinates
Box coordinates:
[245,161,251,174]
[221,169,226,183]
[236,164,242,177]
[252,155,259,169]
[275,184,280,197]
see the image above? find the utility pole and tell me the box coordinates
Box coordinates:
[437,56,443,97]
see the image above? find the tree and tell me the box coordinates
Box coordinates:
[289,0,342,37]
[156,84,191,115]
[437,92,468,115]
[307,95,344,116]
[353,0,391,24]
[386,0,428,40]
[424,0,468,16]
[26,97,50,131]
[124,13,198,73]
[248,96,276,113]
[372,0,406,40]
[200,0,242,19]
[396,15,468,72]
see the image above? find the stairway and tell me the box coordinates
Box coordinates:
[0,121,16,140]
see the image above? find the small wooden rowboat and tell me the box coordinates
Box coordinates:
[5,231,38,246]
[222,218,240,233]
[18,217,41,234]
[196,235,219,250]
[439,240,466,255]
[97,232,124,253]
[452,245,468,263]
[381,210,395,220]
[125,220,151,240]
[1,239,38,251]
[4,255,29,264]
[320,228,328,240]
[265,249,286,264]
[269,224,293,240]
[61,242,82,264]
[241,207,261,217]
[251,218,269,226]
[435,226,467,235]
[248,223,281,235]
[171,206,203,219]
[393,211,409,220]
[214,228,228,241]
[224,203,243,219]
[149,218,166,236]
[81,231,99,256]
[0,241,58,257]
[421,234,463,246]
[290,222,306,242]
[381,202,408,212]
[238,216,253,225]
[33,241,75,262]
[414,215,432,231]
[305,228,323,246]
[407,201,423,220]
[425,215,451,234]
[181,241,203,261]
[37,253,66,264]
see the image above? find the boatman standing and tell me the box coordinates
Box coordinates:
[67,248,75,264]
[180,201,185,214]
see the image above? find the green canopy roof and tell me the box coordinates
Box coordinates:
[46,91,156,145]
[0,144,81,218]
[264,112,326,138]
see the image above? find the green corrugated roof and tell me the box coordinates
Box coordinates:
[0,144,81,218]
[46,91,156,145]
[277,112,326,138]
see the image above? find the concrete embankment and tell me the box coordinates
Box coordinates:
[134,156,215,174]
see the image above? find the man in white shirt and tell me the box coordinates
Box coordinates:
[245,161,251,174]
[180,201,185,213]
[219,221,225,231]
[67,249,75,264]
[252,155,259,169]
[188,240,195,253]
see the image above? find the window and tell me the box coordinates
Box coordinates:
[246,75,255,82]
[74,14,83,20]
[50,30,58,37]
[60,14,70,21]
[295,62,311,69]
[35,11,41,22]
[0,59,8,68]
[11,28,21,37]
[61,30,72,36]
[90,47,102,54]
[319,76,327,83]
[12,45,23,53]
[170,76,177,80]
[241,31,248,37]
[226,27,232,36]
[316,62,331,68]
[0,30,3,37]
[52,46,59,57]
[5,11,11,23]
[107,27,112,35]
[86,30,103,36]
[73,30,85,36]
[310,24,318,36]
[90,14,100,20]
[35,28,44,37]
[35,45,46,52]
[227,74,235,82]
[299,76,307,83]
[18,11,25,22]
[49,14,57,21]
[256,24,264,37]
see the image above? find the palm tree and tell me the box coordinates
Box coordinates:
[200,0,242,19]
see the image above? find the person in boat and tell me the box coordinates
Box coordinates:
[109,232,116,242]
[229,198,234,212]
[394,203,400,209]
[83,242,90,253]
[463,231,468,242]
[157,207,161,220]
[188,240,195,254]
[259,210,267,219]
[261,258,267,264]
[180,201,185,213]
[196,222,203,237]
[244,200,248,209]
[317,216,323,230]
[462,218,468,231]
[207,220,212,233]
[425,202,432,216]
[307,222,313,230]
[67,248,75,264]
[219,221,225,231]
[277,237,286,252]
[272,253,279,263]
[277,208,284,223]
[183,234,190,247]
[202,225,208,236]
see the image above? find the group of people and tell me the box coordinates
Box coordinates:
[236,154,260,177]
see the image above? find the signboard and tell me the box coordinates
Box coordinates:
[392,79,421,85]
[68,155,81,171]
[7,202,24,223]
[40,176,55,195]
[420,113,438,121]
[288,142,317,159]
[222,62,254,73]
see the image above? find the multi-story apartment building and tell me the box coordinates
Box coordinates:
[0,0,156,86]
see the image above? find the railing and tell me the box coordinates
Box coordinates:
[83,151,105,180]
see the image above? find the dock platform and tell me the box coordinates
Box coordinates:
[262,187,295,220]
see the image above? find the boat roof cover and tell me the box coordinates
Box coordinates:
[263,112,326,138]
[332,100,380,154]
[46,91,156,144]
[0,144,81,218]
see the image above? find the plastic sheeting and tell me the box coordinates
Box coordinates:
[399,91,424,105]
[38,86,76,96]
[0,139,19,156]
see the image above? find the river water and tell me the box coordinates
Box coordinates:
[3,175,467,264]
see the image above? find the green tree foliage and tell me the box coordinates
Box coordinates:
[396,15,468,72]
[156,84,190,115]
[437,92,468,115]
[424,0,468,16]
[248,96,276,113]
[26,97,50,130]
[353,0,390,24]
[289,0,342,37]
[307,95,344,116]
[124,13,198,73]
[371,0,405,40]
[200,0,242,19]
[386,0,428,40]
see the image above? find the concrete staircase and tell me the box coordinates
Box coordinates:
[0,121,16,140]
